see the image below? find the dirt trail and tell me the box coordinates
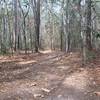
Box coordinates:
[0,51,99,100]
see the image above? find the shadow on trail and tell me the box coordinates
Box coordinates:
[0,52,99,100]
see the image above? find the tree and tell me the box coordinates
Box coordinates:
[86,0,92,50]
[60,0,65,51]
[31,0,40,52]
[65,0,71,52]
[82,0,92,65]
[18,0,30,54]
[14,0,18,51]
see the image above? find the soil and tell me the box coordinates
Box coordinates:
[0,51,100,100]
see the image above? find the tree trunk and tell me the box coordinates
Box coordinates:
[60,0,64,51]
[23,17,27,54]
[65,0,70,52]
[82,0,92,65]
[31,0,40,52]
[86,0,92,50]
[2,15,6,54]
[14,0,18,51]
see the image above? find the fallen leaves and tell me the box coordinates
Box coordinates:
[0,51,100,100]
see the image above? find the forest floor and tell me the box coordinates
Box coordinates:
[0,50,100,100]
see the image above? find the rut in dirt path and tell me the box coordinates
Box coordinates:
[0,52,99,100]
[0,52,68,100]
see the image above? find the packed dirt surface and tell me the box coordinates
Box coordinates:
[0,51,100,100]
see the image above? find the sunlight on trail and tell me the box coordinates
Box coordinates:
[0,52,99,100]
[0,56,23,63]
[40,50,53,54]
[17,60,37,65]
[63,70,89,91]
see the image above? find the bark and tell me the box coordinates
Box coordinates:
[2,15,6,53]
[18,0,29,54]
[86,0,92,50]
[65,0,70,52]
[82,0,92,65]
[14,0,18,51]
[60,0,64,51]
[31,0,40,52]
[23,17,27,54]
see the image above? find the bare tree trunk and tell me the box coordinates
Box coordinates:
[60,0,64,51]
[65,0,70,52]
[2,15,6,54]
[86,0,92,50]
[7,10,13,54]
[18,0,29,54]
[23,17,27,54]
[82,0,92,65]
[14,0,18,51]
[31,0,40,52]
[28,15,33,53]
[60,18,64,51]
